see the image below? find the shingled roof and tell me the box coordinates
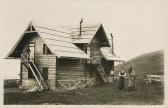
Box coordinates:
[100,47,124,62]
[60,23,102,43]
[6,21,106,59]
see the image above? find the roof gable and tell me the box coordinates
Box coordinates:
[6,21,90,59]
[90,25,111,47]
[6,22,33,58]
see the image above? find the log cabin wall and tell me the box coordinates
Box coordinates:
[56,58,85,80]
[74,43,100,84]
[21,34,57,91]
[75,43,91,79]
[35,55,56,91]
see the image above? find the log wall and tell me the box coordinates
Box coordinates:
[35,55,56,91]
[56,58,86,80]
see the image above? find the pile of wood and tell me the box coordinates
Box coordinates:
[145,75,164,84]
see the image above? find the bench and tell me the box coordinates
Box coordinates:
[146,75,164,84]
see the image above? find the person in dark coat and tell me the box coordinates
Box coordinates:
[118,69,126,90]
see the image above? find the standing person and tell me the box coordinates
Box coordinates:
[128,66,136,90]
[110,70,115,83]
[118,69,126,90]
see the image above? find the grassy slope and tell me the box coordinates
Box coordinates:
[115,50,164,78]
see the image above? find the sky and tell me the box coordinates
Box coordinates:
[0,0,168,79]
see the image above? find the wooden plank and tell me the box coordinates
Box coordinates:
[35,59,56,61]
[35,62,56,64]
[58,64,84,67]
[38,66,56,68]
[36,58,56,60]
[36,63,56,66]
[48,77,56,79]
[47,82,55,85]
[36,54,56,57]
[57,70,84,73]
[57,73,84,75]
[38,67,56,69]
[47,79,55,81]
[57,68,84,71]
[48,72,56,74]
[56,76,85,79]
[35,61,56,64]
[35,58,56,60]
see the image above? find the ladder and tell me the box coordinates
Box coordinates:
[92,56,110,83]
[96,64,110,83]
[22,53,48,91]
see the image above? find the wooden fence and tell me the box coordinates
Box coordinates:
[56,78,94,91]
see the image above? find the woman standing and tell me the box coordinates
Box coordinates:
[128,66,136,90]
[118,69,126,90]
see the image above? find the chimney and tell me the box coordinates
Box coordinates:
[110,33,114,54]
[80,18,83,35]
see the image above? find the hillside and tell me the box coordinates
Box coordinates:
[114,50,164,78]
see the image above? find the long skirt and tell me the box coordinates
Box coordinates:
[118,77,125,90]
[128,78,136,89]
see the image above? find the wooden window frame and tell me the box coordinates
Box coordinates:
[43,44,52,55]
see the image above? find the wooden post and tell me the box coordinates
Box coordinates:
[110,33,114,54]
[80,18,83,35]
[20,60,22,85]
[55,56,58,92]
[84,60,87,83]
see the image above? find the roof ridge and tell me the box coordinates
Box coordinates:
[31,20,71,34]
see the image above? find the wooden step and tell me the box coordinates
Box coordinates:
[95,64,110,83]
[22,54,48,90]
[26,85,41,93]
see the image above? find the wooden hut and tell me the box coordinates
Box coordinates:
[6,20,123,91]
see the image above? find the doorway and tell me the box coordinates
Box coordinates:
[28,43,35,61]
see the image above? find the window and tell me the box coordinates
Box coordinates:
[28,68,35,79]
[42,67,48,80]
[43,44,52,54]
